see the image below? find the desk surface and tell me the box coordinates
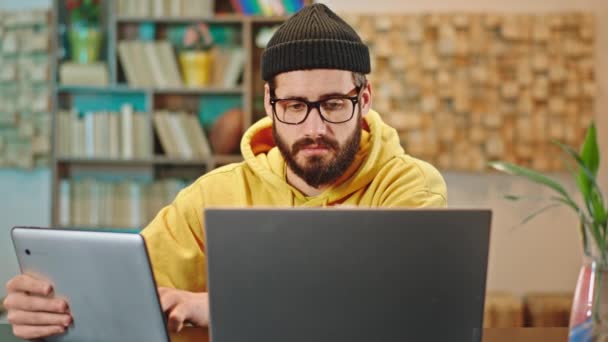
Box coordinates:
[0,324,568,341]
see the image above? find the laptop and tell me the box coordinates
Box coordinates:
[11,227,169,342]
[204,208,492,342]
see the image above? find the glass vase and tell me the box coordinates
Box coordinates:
[569,256,608,342]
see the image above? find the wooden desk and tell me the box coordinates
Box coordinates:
[0,324,568,341]
[173,328,568,342]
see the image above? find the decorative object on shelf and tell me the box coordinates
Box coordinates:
[344,12,596,172]
[210,108,243,154]
[67,0,102,64]
[490,122,607,342]
[230,0,305,16]
[179,23,215,87]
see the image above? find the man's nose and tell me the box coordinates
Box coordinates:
[301,107,327,137]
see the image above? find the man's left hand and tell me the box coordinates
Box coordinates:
[158,287,209,333]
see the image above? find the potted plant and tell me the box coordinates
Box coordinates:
[66,0,102,64]
[489,122,607,342]
[178,23,215,87]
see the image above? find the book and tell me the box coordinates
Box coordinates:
[153,111,178,158]
[59,62,109,86]
[166,111,194,159]
[59,179,71,226]
[117,41,140,86]
[108,112,120,158]
[133,111,152,158]
[120,104,134,159]
[119,40,183,88]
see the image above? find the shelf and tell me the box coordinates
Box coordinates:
[152,86,244,95]
[57,85,147,94]
[115,15,289,24]
[57,85,243,95]
[50,4,293,227]
[249,16,291,24]
[56,157,211,166]
[116,15,243,24]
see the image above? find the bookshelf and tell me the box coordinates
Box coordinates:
[51,0,309,230]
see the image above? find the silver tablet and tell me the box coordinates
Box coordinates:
[11,227,169,342]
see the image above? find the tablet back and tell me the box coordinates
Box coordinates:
[11,227,169,342]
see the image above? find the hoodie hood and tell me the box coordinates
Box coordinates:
[240,110,405,206]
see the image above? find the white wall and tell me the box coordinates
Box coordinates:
[0,0,52,310]
[321,0,608,296]
[0,170,51,300]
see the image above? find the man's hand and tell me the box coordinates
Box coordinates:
[158,287,209,333]
[3,274,72,339]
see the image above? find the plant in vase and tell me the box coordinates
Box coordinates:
[489,122,607,342]
[179,23,215,87]
[66,0,102,64]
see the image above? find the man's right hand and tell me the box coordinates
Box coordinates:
[3,274,72,340]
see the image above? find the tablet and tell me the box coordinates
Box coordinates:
[11,227,169,342]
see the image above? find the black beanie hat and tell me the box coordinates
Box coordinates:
[261,3,371,81]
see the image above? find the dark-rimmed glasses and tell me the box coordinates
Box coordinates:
[270,87,361,125]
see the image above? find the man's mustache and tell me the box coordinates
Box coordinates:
[292,136,339,154]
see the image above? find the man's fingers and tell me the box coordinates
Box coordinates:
[7,309,71,327]
[167,305,187,333]
[12,324,65,340]
[5,275,52,297]
[4,293,69,313]
[158,289,180,312]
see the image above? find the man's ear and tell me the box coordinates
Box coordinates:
[359,81,372,116]
[264,83,273,119]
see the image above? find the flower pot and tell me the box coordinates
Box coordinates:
[569,256,608,341]
[179,50,214,87]
[68,25,102,64]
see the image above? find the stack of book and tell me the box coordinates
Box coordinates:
[117,0,214,18]
[59,62,110,87]
[118,40,245,89]
[153,110,212,159]
[56,104,152,159]
[211,46,246,88]
[118,40,183,88]
[59,178,189,229]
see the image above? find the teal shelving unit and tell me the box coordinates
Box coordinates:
[50,0,299,230]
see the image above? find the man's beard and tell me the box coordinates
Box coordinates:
[273,115,361,189]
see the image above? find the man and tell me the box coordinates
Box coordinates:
[3,3,447,339]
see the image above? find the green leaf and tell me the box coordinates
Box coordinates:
[504,194,547,201]
[580,122,600,175]
[577,122,599,203]
[489,161,572,200]
[520,203,562,225]
[553,140,607,226]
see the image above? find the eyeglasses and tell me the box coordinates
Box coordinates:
[270,87,361,125]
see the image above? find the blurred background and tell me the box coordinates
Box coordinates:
[0,0,606,329]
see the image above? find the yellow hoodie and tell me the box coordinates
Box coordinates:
[141,110,447,291]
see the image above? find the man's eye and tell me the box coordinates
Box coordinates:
[287,103,305,111]
[323,101,344,110]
